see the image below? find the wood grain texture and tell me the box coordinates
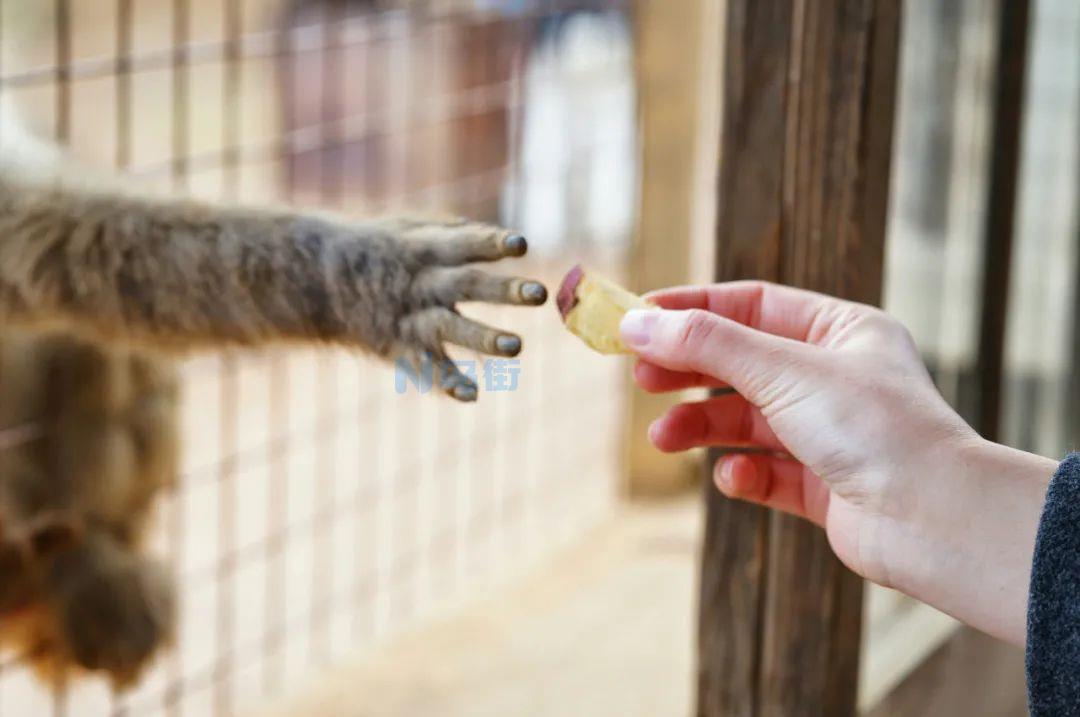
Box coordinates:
[697,1,901,715]
[697,1,792,714]
[697,483,770,717]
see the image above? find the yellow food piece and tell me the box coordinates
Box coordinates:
[563,270,650,354]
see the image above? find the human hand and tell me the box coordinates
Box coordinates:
[620,281,1055,645]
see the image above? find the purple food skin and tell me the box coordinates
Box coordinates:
[556,264,584,320]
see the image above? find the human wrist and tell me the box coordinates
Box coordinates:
[879,436,1055,646]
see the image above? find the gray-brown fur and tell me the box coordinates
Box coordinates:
[0,126,546,685]
[0,330,179,686]
[0,174,546,381]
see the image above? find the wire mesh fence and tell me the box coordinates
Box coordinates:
[0,0,637,714]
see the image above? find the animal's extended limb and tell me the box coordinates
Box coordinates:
[0,178,546,400]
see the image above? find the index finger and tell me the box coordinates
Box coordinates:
[644,280,854,344]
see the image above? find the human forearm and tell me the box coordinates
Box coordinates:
[879,437,1055,647]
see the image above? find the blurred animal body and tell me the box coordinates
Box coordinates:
[0,86,544,685]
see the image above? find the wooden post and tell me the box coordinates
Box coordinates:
[697,1,901,715]
[974,0,1032,443]
[627,0,717,496]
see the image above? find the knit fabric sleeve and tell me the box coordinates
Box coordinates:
[1027,452,1080,716]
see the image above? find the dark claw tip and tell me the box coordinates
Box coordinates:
[520,282,548,306]
[452,383,478,402]
[495,334,522,357]
[503,235,527,256]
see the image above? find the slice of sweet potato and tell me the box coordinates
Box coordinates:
[557,264,650,354]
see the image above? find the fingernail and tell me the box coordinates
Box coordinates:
[620,310,658,348]
[717,457,735,491]
[495,334,522,356]
[503,235,527,255]
[520,281,547,305]
[452,383,478,402]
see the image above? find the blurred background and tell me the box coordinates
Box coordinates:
[0,0,1077,715]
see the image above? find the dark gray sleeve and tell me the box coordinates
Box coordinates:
[1027,452,1080,716]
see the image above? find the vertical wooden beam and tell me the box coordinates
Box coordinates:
[697,1,901,715]
[697,0,791,711]
[627,0,714,496]
[974,0,1032,443]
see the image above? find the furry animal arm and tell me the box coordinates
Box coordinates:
[0,174,547,401]
[0,100,548,686]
